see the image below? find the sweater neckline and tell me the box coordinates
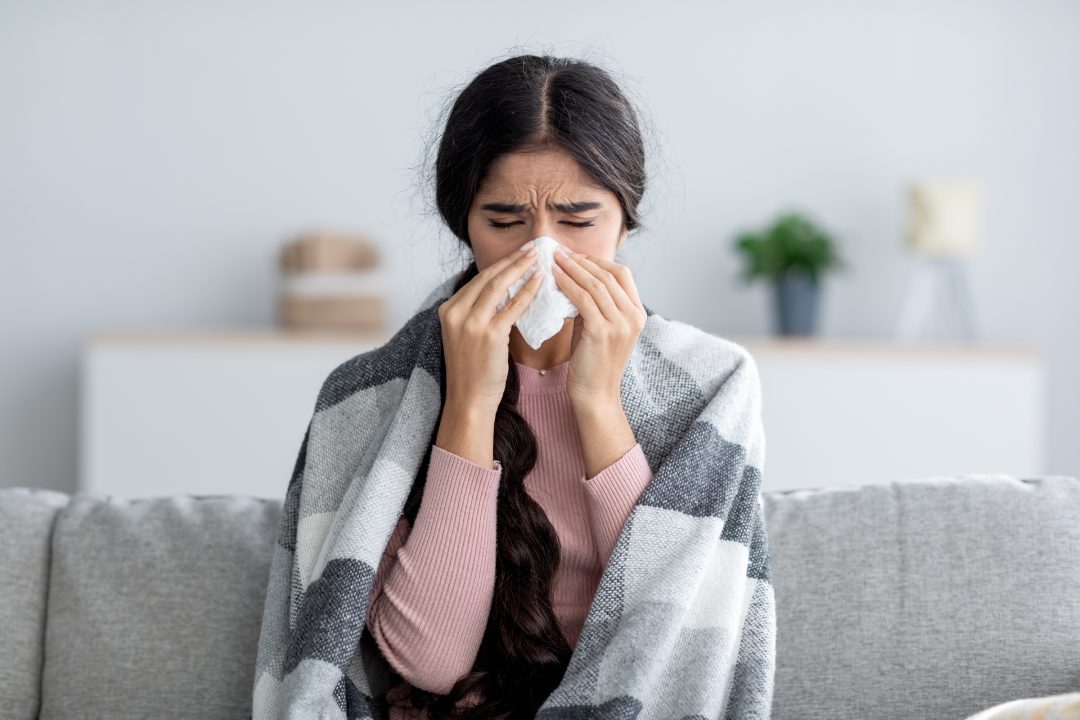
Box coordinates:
[513,359,571,395]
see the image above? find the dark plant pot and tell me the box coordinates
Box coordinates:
[773,269,820,336]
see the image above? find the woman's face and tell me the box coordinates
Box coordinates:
[467,147,627,271]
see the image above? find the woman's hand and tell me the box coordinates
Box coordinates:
[437,243,544,418]
[552,249,647,407]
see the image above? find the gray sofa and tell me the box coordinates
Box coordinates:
[3,473,1079,720]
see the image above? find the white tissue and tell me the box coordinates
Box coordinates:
[495,235,579,350]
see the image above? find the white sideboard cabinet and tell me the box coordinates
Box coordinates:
[79,330,1044,498]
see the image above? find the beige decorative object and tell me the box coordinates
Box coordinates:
[280,230,380,272]
[277,230,386,333]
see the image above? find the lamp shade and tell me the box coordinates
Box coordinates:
[906,180,984,257]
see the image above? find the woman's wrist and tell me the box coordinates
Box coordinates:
[436,397,499,469]
[570,397,638,480]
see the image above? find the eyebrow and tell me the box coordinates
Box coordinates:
[479,200,603,214]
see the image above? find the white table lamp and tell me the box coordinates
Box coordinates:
[895,179,984,342]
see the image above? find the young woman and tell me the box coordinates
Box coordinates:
[364,54,654,719]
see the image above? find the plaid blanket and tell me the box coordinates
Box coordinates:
[252,268,776,719]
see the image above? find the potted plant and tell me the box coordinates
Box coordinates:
[733,211,847,336]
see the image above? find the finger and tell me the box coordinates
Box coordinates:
[471,250,543,317]
[554,251,620,322]
[570,254,634,314]
[580,254,642,310]
[453,243,536,311]
[552,252,607,327]
[492,263,544,330]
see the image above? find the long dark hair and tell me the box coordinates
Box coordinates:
[391,53,647,720]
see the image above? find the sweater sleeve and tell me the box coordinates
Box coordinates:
[365,444,502,694]
[581,442,653,570]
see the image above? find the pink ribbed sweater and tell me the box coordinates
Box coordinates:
[364,358,653,717]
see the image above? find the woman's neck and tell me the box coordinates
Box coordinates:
[508,320,574,370]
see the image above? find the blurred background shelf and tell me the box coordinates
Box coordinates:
[79,330,1045,498]
[740,337,1045,494]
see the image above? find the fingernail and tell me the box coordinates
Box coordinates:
[525,246,539,257]
[519,240,535,251]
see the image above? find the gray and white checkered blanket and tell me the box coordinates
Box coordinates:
[253,268,775,719]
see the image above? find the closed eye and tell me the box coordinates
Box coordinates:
[488,220,594,229]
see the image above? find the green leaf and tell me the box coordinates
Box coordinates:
[731,210,846,283]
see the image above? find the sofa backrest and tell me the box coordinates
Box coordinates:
[2,473,1078,720]
[765,472,1080,720]
[0,488,281,720]
[0,488,70,719]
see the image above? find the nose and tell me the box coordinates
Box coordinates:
[532,214,556,240]
[531,213,571,249]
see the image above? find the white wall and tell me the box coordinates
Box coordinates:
[2,0,1078,493]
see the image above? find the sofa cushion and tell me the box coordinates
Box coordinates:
[39,492,281,720]
[0,487,71,720]
[763,473,1080,720]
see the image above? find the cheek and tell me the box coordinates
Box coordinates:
[467,220,499,270]
[582,224,620,258]
[589,214,621,248]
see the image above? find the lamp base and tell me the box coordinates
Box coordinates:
[894,257,979,342]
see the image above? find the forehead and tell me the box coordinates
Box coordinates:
[478,148,605,198]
